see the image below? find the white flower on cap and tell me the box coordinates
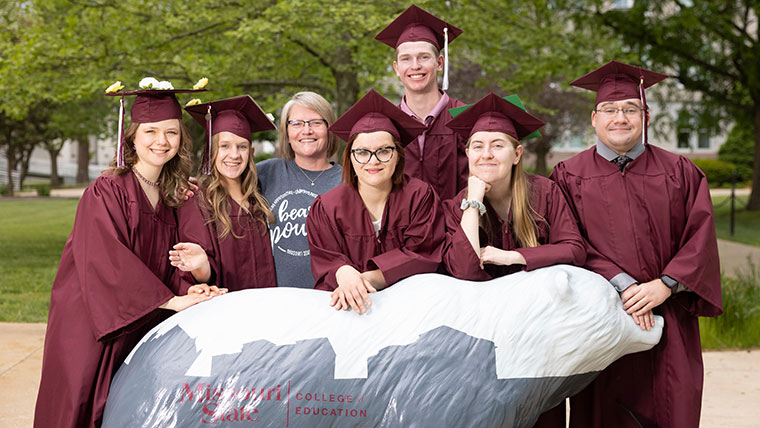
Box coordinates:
[157,80,174,90]
[139,77,160,89]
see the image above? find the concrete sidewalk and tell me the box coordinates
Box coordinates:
[1,323,758,428]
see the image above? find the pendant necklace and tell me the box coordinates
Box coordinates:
[132,167,160,187]
[297,164,328,187]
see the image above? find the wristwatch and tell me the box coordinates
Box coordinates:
[660,275,680,294]
[460,199,486,216]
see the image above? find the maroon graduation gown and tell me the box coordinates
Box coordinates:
[550,144,723,428]
[35,171,188,428]
[442,174,586,280]
[402,95,468,201]
[176,192,276,292]
[307,175,445,291]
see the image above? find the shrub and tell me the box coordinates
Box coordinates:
[692,158,740,187]
[718,121,754,182]
[254,152,274,163]
[700,261,760,349]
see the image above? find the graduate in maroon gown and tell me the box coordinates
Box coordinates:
[441,93,585,280]
[375,4,468,200]
[35,80,221,428]
[169,95,277,292]
[306,89,445,314]
[547,61,723,428]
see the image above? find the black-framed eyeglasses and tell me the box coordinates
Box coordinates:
[351,146,396,164]
[287,119,328,129]
[594,106,645,117]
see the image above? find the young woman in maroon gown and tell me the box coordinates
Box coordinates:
[35,82,219,428]
[442,93,586,280]
[169,95,277,291]
[306,89,445,314]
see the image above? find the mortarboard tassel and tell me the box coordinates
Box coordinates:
[639,72,648,145]
[442,27,449,91]
[204,105,212,175]
[117,96,125,167]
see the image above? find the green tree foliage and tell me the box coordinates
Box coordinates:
[578,1,760,208]
[719,118,755,182]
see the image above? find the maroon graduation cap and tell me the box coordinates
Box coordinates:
[328,89,427,147]
[446,92,545,141]
[106,83,206,167]
[570,60,668,144]
[185,95,275,175]
[374,4,463,91]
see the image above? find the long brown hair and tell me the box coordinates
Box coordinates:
[471,134,544,248]
[108,121,193,208]
[199,133,274,240]
[341,132,406,189]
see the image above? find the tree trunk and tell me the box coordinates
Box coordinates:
[48,147,61,187]
[532,139,551,177]
[332,46,360,116]
[76,135,90,184]
[747,106,760,210]
[5,146,15,197]
[19,145,34,186]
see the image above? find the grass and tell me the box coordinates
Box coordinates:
[712,195,760,246]
[0,199,78,322]
[700,262,760,349]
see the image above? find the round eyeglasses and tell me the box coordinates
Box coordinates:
[351,146,396,164]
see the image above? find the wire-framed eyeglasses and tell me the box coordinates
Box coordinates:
[351,146,396,164]
[595,106,645,118]
[287,119,328,129]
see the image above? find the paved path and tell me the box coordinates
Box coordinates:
[0,323,757,428]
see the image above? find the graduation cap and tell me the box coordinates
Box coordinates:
[570,60,668,144]
[106,78,206,167]
[185,95,275,174]
[449,94,542,140]
[375,4,463,91]
[446,92,545,141]
[328,89,427,147]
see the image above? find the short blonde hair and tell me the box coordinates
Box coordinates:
[277,91,338,160]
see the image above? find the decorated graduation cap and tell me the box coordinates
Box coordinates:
[570,60,668,144]
[105,77,208,167]
[185,95,275,174]
[446,92,545,141]
[329,89,427,147]
[375,4,463,91]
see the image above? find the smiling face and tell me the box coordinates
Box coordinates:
[132,119,181,170]
[466,131,523,187]
[213,131,251,184]
[350,131,399,190]
[287,104,329,161]
[393,41,443,94]
[591,98,646,155]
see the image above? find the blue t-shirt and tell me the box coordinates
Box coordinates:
[257,158,342,288]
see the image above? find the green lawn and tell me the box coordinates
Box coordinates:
[0,199,78,322]
[712,195,760,246]
[1,197,759,349]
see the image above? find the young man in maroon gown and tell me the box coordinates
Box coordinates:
[375,4,468,201]
[547,61,723,428]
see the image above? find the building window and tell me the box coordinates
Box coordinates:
[698,131,710,149]
[677,131,690,149]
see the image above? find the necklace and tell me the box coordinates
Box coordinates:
[295,163,329,187]
[132,167,160,187]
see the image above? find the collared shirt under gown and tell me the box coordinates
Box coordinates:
[442,174,586,280]
[401,93,468,201]
[34,171,188,428]
[176,192,276,292]
[307,175,445,291]
[550,144,722,428]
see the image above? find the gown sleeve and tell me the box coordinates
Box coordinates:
[72,178,175,341]
[660,158,722,316]
[176,195,219,291]
[306,196,357,291]
[441,197,491,280]
[514,180,587,271]
[368,184,445,285]
[550,164,636,287]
